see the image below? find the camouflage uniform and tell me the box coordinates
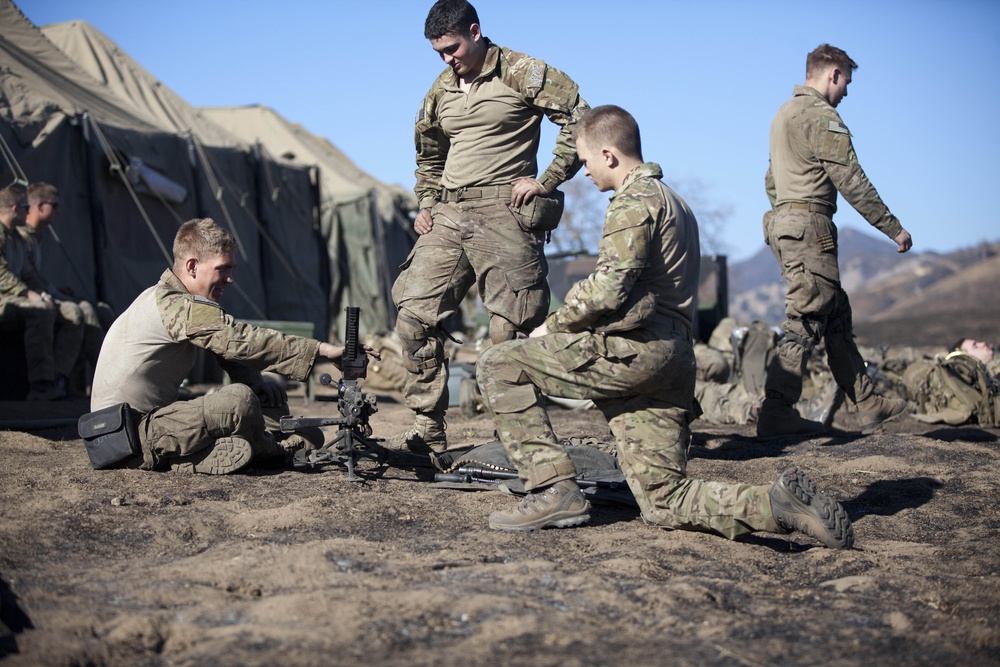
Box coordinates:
[763,85,904,407]
[20,225,109,372]
[0,223,83,385]
[478,164,781,539]
[394,39,587,454]
[92,269,319,470]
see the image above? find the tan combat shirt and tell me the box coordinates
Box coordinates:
[546,163,700,336]
[92,269,319,413]
[765,85,903,240]
[414,40,588,210]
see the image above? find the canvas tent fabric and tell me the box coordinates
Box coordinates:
[35,14,326,339]
[200,105,416,337]
[1,1,412,347]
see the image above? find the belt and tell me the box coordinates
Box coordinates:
[780,201,834,216]
[439,185,513,203]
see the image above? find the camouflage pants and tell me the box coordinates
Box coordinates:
[765,210,871,405]
[137,384,296,470]
[695,380,757,426]
[392,199,550,417]
[0,295,84,384]
[477,326,778,539]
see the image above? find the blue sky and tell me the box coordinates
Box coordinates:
[16,0,1000,261]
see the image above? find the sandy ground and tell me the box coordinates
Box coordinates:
[1,371,998,667]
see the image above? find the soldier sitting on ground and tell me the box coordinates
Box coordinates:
[88,218,379,474]
[0,184,83,400]
[21,181,114,393]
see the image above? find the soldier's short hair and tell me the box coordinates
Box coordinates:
[27,182,58,206]
[425,0,479,40]
[173,218,236,266]
[0,184,26,210]
[576,105,643,161]
[806,44,858,78]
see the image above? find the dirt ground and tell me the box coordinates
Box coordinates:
[1,367,998,667]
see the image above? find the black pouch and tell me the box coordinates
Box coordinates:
[78,403,142,469]
[515,189,565,232]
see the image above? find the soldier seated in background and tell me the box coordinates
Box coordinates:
[21,182,114,393]
[90,218,378,474]
[477,105,854,549]
[0,184,83,400]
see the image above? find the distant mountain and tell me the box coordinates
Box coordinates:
[727,227,1000,346]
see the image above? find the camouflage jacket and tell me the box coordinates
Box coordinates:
[414,39,588,210]
[91,268,319,413]
[764,85,902,241]
[0,222,45,298]
[546,163,700,336]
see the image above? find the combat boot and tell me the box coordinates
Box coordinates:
[388,414,446,455]
[795,377,844,428]
[171,437,253,475]
[489,479,591,532]
[854,394,908,434]
[756,398,826,439]
[769,466,854,549]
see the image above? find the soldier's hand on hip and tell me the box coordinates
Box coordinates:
[414,208,434,235]
[894,229,913,253]
[511,177,545,208]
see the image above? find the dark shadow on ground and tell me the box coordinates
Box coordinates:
[0,575,33,658]
[918,427,998,444]
[842,477,944,520]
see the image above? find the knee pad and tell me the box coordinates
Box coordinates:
[488,314,525,345]
[395,312,443,374]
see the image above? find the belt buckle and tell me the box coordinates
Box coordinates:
[454,187,465,202]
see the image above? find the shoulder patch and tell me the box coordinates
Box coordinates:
[192,295,220,306]
[828,120,850,135]
[528,64,545,89]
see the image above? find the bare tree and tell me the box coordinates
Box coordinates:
[554,172,734,257]
[549,173,607,256]
[667,177,733,258]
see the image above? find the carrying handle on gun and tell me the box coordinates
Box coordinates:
[341,306,368,382]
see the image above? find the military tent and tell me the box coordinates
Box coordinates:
[199,105,416,337]
[2,1,414,349]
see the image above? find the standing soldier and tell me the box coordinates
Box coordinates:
[758,44,912,438]
[390,0,588,469]
[478,106,854,550]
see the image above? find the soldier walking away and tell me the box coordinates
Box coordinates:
[390,0,589,470]
[88,218,378,474]
[479,106,853,549]
[758,44,912,438]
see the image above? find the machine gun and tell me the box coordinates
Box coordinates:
[279,306,381,481]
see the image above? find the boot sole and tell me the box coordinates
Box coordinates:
[489,510,591,532]
[773,467,854,549]
[172,437,253,475]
